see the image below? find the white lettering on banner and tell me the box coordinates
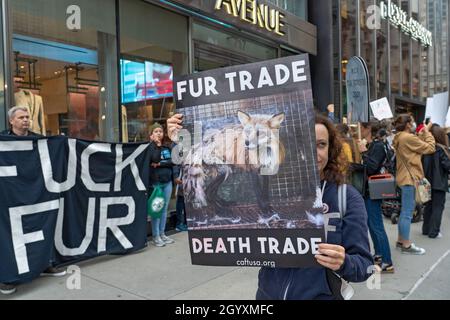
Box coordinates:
[0,141,33,177]
[9,200,60,274]
[239,71,254,91]
[54,198,95,256]
[97,197,135,253]
[176,60,307,101]
[225,72,237,93]
[38,139,77,193]
[114,144,148,192]
[274,64,290,85]
[81,143,112,192]
[192,237,323,255]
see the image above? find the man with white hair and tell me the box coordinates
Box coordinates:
[1,106,42,136]
[0,107,65,295]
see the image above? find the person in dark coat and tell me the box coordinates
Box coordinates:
[422,125,450,239]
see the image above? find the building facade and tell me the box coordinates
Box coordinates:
[0,0,315,141]
[310,0,450,122]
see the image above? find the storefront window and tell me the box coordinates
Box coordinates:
[401,1,410,97]
[419,0,429,98]
[411,3,420,98]
[376,0,389,99]
[192,23,277,72]
[119,0,188,142]
[341,0,357,115]
[10,0,119,141]
[390,24,401,95]
[428,0,436,96]
[442,0,448,92]
[266,0,307,20]
[0,2,6,131]
[360,0,376,101]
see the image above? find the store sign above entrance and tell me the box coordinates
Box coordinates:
[214,0,285,37]
[380,0,432,47]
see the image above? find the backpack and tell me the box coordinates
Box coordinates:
[325,184,355,300]
[382,142,396,175]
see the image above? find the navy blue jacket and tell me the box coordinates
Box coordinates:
[256,182,373,300]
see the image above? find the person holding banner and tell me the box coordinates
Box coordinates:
[149,123,179,247]
[1,106,43,137]
[393,115,435,255]
[167,113,373,300]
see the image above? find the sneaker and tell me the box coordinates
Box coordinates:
[41,267,67,277]
[401,243,426,255]
[381,263,395,274]
[152,236,166,247]
[0,283,16,295]
[437,232,443,239]
[396,242,402,249]
[161,234,175,244]
[373,255,382,266]
[176,224,188,232]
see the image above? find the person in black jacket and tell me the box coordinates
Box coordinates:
[148,123,180,247]
[362,122,394,273]
[422,125,450,239]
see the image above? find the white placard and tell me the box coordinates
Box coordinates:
[445,106,450,127]
[369,97,393,120]
[426,92,449,127]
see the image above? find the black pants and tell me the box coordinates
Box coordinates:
[423,190,446,238]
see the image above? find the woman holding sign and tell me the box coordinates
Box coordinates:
[167,113,373,300]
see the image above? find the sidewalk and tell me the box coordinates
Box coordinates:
[2,202,450,300]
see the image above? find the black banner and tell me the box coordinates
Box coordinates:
[174,54,325,268]
[0,135,150,284]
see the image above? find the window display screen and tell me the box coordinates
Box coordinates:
[121,59,173,103]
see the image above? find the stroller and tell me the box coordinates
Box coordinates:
[381,188,424,224]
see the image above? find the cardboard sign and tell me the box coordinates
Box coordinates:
[174,55,325,268]
[346,56,370,123]
[426,92,449,127]
[370,97,394,120]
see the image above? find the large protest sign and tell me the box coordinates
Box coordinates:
[346,56,370,123]
[174,55,325,268]
[0,136,149,284]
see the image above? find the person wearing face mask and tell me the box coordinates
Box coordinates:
[393,115,435,255]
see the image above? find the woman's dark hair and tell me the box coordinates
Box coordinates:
[315,114,347,185]
[430,125,449,147]
[394,114,412,132]
[336,124,350,136]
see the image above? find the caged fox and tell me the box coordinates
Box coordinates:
[182,110,286,217]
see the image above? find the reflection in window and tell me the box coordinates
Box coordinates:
[119,0,188,142]
[390,25,401,95]
[376,0,388,99]
[266,0,307,20]
[401,1,410,96]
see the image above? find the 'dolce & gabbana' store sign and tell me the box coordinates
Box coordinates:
[214,0,286,36]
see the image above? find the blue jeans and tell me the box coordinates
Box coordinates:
[176,195,186,226]
[365,198,392,264]
[399,185,415,241]
[151,182,173,238]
